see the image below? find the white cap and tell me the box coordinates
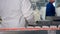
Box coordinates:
[50,26,57,28]
[42,26,49,28]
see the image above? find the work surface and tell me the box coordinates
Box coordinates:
[0,30,60,34]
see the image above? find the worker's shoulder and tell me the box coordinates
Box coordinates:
[46,2,52,7]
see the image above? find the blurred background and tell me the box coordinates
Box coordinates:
[0,0,60,27]
[0,0,60,34]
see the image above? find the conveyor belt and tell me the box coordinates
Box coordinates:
[0,30,60,34]
[0,30,53,34]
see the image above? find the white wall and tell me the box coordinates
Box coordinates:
[56,7,60,16]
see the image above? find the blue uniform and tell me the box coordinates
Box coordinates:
[46,2,55,16]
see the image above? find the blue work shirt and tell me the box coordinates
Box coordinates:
[46,2,56,16]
